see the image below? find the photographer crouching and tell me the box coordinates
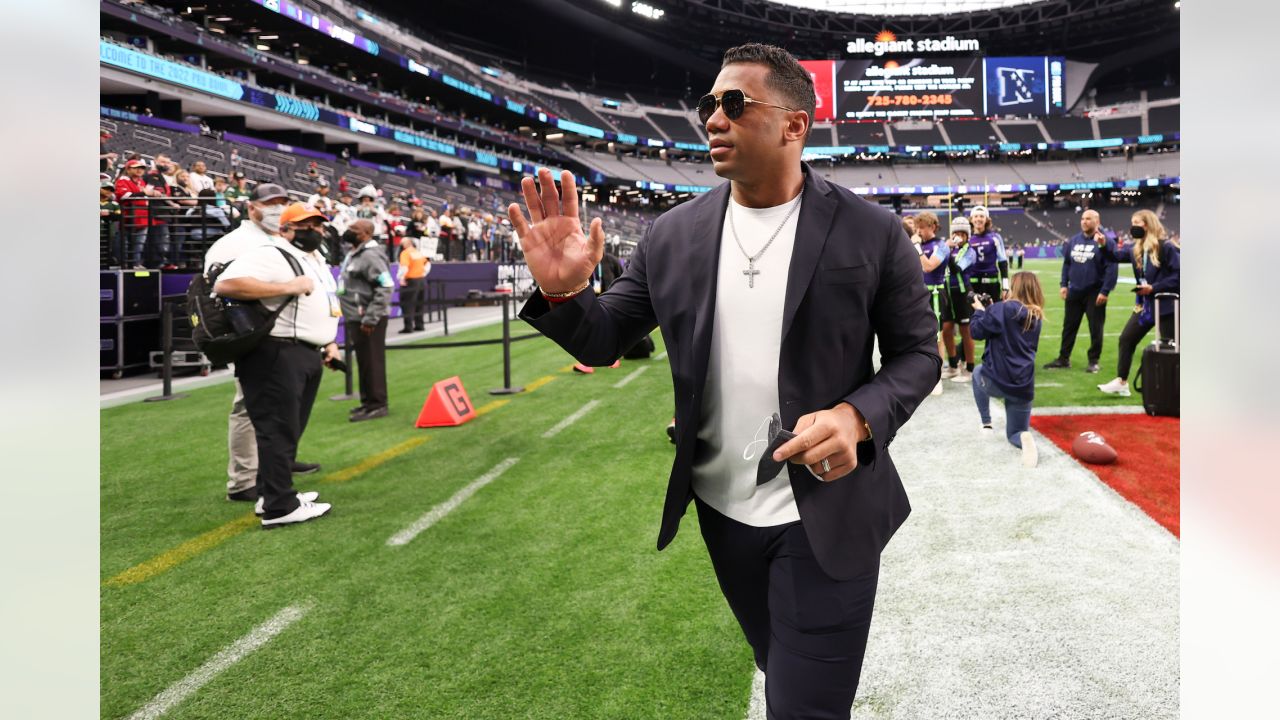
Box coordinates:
[968,271,1046,468]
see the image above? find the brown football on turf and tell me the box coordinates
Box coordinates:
[1072,431,1118,465]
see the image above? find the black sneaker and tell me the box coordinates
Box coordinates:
[351,406,389,422]
[292,461,322,475]
[348,405,368,416]
[227,487,258,502]
[666,418,676,444]
[1086,363,1100,374]
[1043,358,1071,370]
[397,329,414,334]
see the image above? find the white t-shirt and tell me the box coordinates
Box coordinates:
[203,220,274,271]
[188,172,215,192]
[218,238,339,347]
[692,192,805,527]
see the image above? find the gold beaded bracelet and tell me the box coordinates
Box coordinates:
[540,280,592,299]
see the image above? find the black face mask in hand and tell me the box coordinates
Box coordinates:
[291,229,325,253]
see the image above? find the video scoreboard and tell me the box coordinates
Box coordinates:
[801,56,1065,121]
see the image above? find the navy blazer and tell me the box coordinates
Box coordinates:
[520,165,941,580]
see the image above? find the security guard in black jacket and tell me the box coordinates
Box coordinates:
[338,219,394,421]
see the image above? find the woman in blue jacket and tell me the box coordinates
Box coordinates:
[1096,209,1180,397]
[970,271,1046,468]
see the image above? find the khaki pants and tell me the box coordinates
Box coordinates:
[227,378,258,494]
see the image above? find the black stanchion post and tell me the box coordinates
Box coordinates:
[330,332,357,401]
[145,300,187,402]
[442,281,450,336]
[489,293,524,395]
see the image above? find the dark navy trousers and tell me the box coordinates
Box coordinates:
[695,495,880,719]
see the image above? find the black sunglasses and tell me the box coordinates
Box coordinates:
[696,89,798,125]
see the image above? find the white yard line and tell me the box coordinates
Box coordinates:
[127,603,311,720]
[1035,405,1146,416]
[541,399,600,439]
[386,458,521,547]
[744,668,767,720]
[654,351,668,361]
[613,366,649,389]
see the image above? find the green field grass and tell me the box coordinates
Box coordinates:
[101,269,1140,718]
[976,257,1145,409]
[101,324,758,720]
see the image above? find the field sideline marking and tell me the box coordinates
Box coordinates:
[542,399,600,439]
[104,514,259,588]
[525,374,558,392]
[654,351,668,361]
[475,399,510,417]
[744,668,766,720]
[386,458,520,546]
[1035,405,1147,416]
[125,603,311,720]
[107,437,431,587]
[613,366,649,388]
[320,436,430,484]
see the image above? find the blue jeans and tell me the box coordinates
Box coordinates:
[972,365,1033,448]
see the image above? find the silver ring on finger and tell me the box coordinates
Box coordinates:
[820,458,831,474]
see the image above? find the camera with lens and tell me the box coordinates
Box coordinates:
[967,290,994,308]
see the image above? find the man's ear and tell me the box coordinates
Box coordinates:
[785,111,810,143]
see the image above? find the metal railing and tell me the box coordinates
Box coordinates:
[101,196,245,270]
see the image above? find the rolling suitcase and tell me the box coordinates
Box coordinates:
[1134,293,1179,417]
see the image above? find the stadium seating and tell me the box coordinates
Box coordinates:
[1042,116,1097,142]
[646,113,707,144]
[1098,116,1144,138]
[891,125,945,147]
[1148,105,1180,134]
[602,113,665,139]
[996,123,1048,144]
[836,123,890,146]
[942,121,1001,145]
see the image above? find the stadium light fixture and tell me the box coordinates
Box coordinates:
[256,44,271,50]
[213,16,232,21]
[258,35,279,40]
[600,0,622,7]
[632,2,665,20]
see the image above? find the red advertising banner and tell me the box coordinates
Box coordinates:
[799,60,836,122]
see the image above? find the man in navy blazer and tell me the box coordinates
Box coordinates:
[512,43,939,719]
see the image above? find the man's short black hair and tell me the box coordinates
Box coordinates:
[721,43,815,138]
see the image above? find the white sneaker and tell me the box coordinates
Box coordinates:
[255,491,320,516]
[1097,378,1131,397]
[258,497,327,528]
[1020,432,1038,468]
[941,366,959,379]
[950,369,972,383]
[931,380,944,396]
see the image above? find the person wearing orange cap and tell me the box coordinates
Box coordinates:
[215,202,342,528]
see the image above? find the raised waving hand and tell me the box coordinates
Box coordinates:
[507,168,605,295]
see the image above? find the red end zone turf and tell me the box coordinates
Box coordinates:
[1030,414,1180,537]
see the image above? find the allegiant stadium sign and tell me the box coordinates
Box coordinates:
[846,32,981,56]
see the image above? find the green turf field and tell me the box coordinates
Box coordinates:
[101,325,760,720]
[101,270,1142,718]
[967,257,1146,409]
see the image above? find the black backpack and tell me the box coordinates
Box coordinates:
[187,247,305,365]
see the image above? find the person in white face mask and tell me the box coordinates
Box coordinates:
[203,184,324,505]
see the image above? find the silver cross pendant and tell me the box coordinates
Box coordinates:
[743,260,760,288]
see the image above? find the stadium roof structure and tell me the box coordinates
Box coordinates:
[383,0,1176,100]
[766,0,1042,14]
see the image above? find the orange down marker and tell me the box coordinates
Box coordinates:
[415,376,476,427]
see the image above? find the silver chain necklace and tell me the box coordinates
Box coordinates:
[728,197,801,288]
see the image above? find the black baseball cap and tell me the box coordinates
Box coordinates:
[233,171,245,179]
[249,183,289,203]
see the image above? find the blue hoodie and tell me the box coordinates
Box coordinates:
[970,299,1042,400]
[1060,231,1119,296]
